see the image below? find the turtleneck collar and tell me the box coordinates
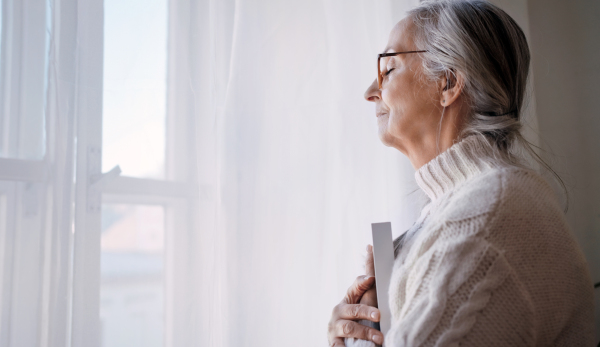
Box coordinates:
[414,135,504,201]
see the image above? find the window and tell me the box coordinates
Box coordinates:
[100,1,169,342]
[100,204,165,347]
[87,0,198,346]
[0,0,54,344]
[102,0,167,179]
[0,0,50,160]
[0,0,198,346]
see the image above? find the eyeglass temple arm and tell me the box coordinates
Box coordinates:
[378,50,427,58]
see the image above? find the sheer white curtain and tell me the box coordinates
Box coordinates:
[176,0,422,345]
[0,0,79,345]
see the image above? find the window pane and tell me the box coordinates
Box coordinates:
[101,204,164,347]
[0,181,47,345]
[0,188,7,306]
[0,0,51,160]
[102,0,167,179]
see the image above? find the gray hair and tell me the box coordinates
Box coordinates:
[407,0,568,210]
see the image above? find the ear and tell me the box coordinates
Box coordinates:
[439,72,464,107]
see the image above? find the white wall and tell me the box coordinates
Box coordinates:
[526,0,600,341]
[487,0,599,341]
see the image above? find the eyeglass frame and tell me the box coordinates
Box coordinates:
[377,50,427,89]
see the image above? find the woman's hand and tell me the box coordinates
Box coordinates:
[327,260,384,346]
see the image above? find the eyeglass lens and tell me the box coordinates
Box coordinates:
[378,55,393,88]
[379,55,392,76]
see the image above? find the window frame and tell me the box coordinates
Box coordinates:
[70,1,199,347]
[0,0,199,345]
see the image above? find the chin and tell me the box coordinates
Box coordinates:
[377,113,396,141]
[377,131,395,147]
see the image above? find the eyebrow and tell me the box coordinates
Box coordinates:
[381,45,403,54]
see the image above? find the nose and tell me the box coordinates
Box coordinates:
[364,79,381,102]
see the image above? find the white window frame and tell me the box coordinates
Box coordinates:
[0,0,199,346]
[0,0,62,346]
[70,1,199,347]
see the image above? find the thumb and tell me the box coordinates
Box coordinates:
[365,244,375,277]
[344,275,375,304]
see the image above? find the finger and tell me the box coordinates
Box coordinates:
[338,304,380,322]
[359,287,378,307]
[343,276,375,304]
[365,244,375,277]
[335,319,384,345]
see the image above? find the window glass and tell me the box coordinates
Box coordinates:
[102,0,167,179]
[0,185,11,335]
[0,0,50,160]
[0,1,2,56]
[100,204,164,347]
[0,189,6,286]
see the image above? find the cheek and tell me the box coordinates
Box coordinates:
[382,69,418,115]
[381,82,411,130]
[381,75,404,105]
[381,80,440,144]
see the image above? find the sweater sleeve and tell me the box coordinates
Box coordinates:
[385,236,536,347]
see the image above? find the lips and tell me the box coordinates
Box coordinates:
[376,104,389,118]
[376,106,388,118]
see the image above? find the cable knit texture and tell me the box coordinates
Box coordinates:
[346,135,594,347]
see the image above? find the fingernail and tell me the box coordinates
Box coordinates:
[371,311,379,320]
[372,334,382,344]
[364,275,372,280]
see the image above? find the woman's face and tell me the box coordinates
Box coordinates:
[364,18,445,163]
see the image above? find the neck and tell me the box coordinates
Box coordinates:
[408,103,467,170]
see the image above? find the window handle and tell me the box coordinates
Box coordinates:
[87,165,121,213]
[89,165,122,189]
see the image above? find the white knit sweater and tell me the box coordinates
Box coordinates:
[346,135,594,347]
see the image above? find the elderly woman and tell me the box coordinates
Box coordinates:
[327,1,594,346]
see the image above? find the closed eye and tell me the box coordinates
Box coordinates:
[384,68,395,76]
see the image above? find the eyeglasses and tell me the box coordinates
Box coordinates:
[377,51,427,89]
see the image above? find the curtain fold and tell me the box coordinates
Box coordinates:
[44,0,79,345]
[0,0,78,346]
